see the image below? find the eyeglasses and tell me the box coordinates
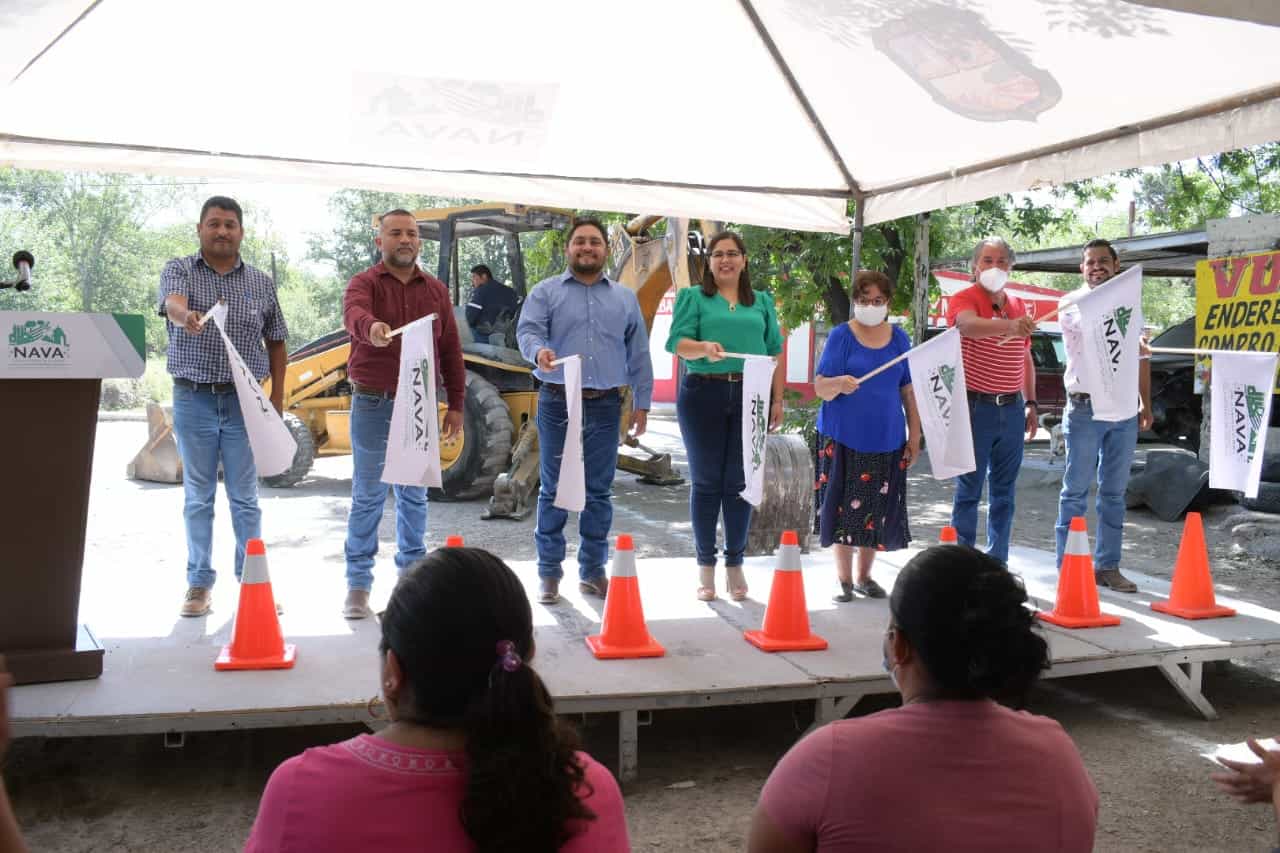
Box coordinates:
[709,250,743,260]
[855,297,888,307]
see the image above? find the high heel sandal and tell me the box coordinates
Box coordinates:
[697,565,716,602]
[725,565,748,602]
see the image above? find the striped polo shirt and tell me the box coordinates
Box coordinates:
[946,284,1030,394]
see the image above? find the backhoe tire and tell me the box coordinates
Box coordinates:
[433,371,513,502]
[260,413,316,488]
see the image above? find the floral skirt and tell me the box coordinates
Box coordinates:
[813,435,912,550]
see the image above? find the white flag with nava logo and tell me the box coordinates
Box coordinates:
[907,327,975,480]
[1072,264,1144,422]
[1210,350,1278,499]
[740,355,775,507]
[553,354,585,512]
[383,313,442,488]
[204,302,296,477]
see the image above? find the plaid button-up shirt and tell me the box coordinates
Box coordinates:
[158,252,288,383]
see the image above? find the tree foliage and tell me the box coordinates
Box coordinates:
[305,189,468,284]
[1135,144,1280,231]
[737,180,1120,330]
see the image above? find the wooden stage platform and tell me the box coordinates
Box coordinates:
[11,545,1280,781]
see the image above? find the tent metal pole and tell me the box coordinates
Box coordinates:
[849,199,865,281]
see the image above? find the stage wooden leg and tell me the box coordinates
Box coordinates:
[808,690,869,734]
[1158,660,1217,720]
[618,709,639,783]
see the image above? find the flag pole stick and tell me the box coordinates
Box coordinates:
[387,313,438,339]
[996,305,1061,346]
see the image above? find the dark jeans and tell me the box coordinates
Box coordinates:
[677,374,752,567]
[951,393,1025,564]
[535,386,621,581]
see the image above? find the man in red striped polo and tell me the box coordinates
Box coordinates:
[946,237,1038,565]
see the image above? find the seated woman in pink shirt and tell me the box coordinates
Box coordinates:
[245,547,630,853]
[748,545,1098,853]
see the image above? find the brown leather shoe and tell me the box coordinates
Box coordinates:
[180,587,211,617]
[1096,569,1138,593]
[343,589,373,619]
[538,577,561,605]
[579,575,609,598]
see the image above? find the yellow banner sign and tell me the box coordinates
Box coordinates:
[1195,250,1280,393]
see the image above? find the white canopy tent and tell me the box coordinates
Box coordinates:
[0,0,1277,234]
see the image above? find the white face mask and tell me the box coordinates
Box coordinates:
[853,303,889,326]
[978,267,1008,293]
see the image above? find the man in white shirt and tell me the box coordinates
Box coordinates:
[1055,238,1152,591]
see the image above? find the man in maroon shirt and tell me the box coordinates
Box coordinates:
[340,209,466,618]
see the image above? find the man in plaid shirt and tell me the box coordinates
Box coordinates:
[158,196,289,617]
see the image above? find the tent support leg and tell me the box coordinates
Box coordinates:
[849,197,865,278]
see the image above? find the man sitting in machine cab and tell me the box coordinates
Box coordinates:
[465,264,520,346]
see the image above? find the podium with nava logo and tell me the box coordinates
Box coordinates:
[1,311,145,684]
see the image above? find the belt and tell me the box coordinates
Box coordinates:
[1069,392,1091,403]
[967,390,1023,407]
[693,372,744,382]
[174,377,236,395]
[542,382,618,400]
[351,382,395,400]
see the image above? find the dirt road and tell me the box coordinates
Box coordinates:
[6,415,1280,852]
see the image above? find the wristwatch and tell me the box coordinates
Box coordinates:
[1025,400,1038,409]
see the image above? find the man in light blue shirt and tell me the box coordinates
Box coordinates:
[518,215,653,604]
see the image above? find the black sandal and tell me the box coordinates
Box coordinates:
[833,581,854,604]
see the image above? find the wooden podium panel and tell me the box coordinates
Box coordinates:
[0,378,105,682]
[1,311,144,683]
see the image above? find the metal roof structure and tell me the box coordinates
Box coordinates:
[1012,229,1209,278]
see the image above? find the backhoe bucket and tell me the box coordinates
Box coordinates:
[127,402,183,484]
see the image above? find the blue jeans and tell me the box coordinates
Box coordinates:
[171,383,261,589]
[951,394,1025,564]
[676,375,752,567]
[344,393,427,592]
[535,386,620,581]
[1055,399,1138,572]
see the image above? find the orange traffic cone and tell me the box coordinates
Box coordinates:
[215,539,297,671]
[745,531,828,652]
[586,534,665,659]
[1037,517,1121,629]
[939,526,958,544]
[444,535,464,547]
[1152,512,1235,620]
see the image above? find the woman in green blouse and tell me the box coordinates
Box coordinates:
[665,231,784,601]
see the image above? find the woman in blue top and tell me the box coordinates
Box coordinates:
[813,270,922,603]
[666,231,785,602]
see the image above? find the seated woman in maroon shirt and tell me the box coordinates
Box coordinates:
[748,545,1098,853]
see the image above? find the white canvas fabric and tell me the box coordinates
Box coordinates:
[1070,265,1144,422]
[2,2,1278,231]
[204,302,297,477]
[553,355,585,512]
[383,314,442,488]
[1210,350,1279,499]
[907,327,975,480]
[739,355,775,507]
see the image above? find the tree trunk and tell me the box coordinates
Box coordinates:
[880,224,906,292]
[912,213,931,344]
[822,275,850,325]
